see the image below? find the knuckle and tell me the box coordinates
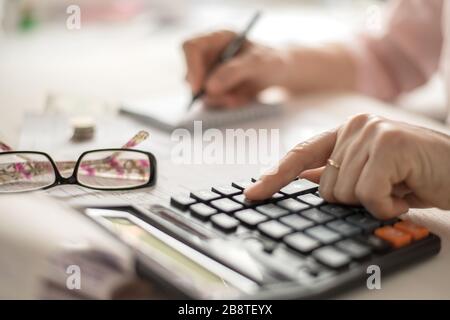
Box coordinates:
[366,118,384,130]
[347,113,372,127]
[373,125,406,151]
[215,29,237,39]
[249,49,266,65]
[355,185,374,206]
[222,62,240,75]
[340,113,373,137]
[355,188,392,219]
[333,186,353,204]
[361,116,387,134]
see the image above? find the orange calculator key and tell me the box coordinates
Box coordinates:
[374,226,412,248]
[394,221,429,241]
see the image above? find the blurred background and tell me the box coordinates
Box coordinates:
[2,0,442,147]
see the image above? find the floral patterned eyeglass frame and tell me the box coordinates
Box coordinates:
[0,131,157,193]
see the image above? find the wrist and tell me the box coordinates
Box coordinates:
[278,45,357,93]
[421,130,450,209]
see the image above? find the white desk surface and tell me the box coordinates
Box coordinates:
[0,11,449,299]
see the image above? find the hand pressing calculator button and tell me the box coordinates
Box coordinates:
[169,178,440,299]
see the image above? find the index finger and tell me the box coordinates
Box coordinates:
[244,129,338,200]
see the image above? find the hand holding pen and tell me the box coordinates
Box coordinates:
[183,11,290,110]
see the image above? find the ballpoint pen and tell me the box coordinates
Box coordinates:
[186,10,262,110]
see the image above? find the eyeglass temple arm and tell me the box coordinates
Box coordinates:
[0,130,150,178]
[55,130,150,171]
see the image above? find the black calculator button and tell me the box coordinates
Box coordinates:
[231,180,254,190]
[346,214,381,232]
[211,213,240,233]
[170,195,196,211]
[355,235,391,254]
[284,232,320,254]
[189,203,217,221]
[234,209,267,228]
[297,193,324,206]
[277,198,310,212]
[336,239,371,260]
[211,185,241,196]
[320,204,353,218]
[279,179,318,196]
[312,246,351,269]
[210,198,243,213]
[280,214,314,231]
[256,204,289,219]
[326,220,361,237]
[258,220,293,241]
[190,190,221,202]
[306,226,341,244]
[301,208,334,224]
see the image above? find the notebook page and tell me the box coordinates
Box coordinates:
[121,93,281,131]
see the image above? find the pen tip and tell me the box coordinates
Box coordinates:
[187,99,194,110]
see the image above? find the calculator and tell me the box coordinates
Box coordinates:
[84,178,441,299]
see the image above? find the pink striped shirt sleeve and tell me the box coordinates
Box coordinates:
[349,0,444,101]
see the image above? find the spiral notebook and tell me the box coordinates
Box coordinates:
[120,93,281,132]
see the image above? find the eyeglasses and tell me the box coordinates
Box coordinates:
[0,131,157,193]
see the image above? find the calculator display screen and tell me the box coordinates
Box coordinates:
[104,216,239,298]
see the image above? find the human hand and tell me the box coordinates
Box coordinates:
[182,30,288,108]
[244,114,450,219]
